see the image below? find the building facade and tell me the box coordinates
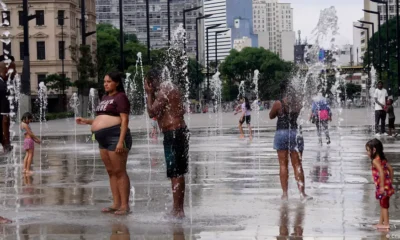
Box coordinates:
[96,0,202,57]
[253,0,294,60]
[2,0,97,97]
[352,20,363,65]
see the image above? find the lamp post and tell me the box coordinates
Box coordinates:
[355,25,371,100]
[370,0,391,93]
[195,14,213,82]
[363,9,385,83]
[146,0,151,63]
[183,6,202,51]
[168,0,171,47]
[119,0,124,71]
[206,24,222,92]
[396,0,400,96]
[56,13,68,110]
[80,0,96,46]
[358,20,375,66]
[215,29,230,71]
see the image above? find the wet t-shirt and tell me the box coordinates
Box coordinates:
[96,92,130,116]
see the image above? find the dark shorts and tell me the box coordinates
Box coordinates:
[389,118,395,129]
[163,127,189,178]
[0,96,10,114]
[380,196,390,209]
[239,115,251,125]
[93,125,132,151]
[273,129,304,152]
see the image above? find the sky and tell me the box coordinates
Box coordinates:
[291,0,364,46]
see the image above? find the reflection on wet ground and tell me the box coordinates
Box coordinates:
[0,126,399,239]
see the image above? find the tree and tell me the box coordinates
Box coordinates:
[339,82,362,101]
[220,47,293,100]
[70,44,97,96]
[43,73,73,112]
[364,18,398,96]
[188,58,204,99]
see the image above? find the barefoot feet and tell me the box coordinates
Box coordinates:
[0,216,12,224]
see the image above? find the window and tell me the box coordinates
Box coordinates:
[18,11,23,26]
[58,10,65,25]
[2,11,10,26]
[59,41,65,59]
[37,41,45,60]
[37,74,46,86]
[36,10,44,26]
[19,42,24,60]
[3,42,10,55]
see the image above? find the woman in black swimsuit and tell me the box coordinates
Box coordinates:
[269,81,312,201]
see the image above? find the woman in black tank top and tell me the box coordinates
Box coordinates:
[269,81,312,201]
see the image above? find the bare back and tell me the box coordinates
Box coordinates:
[156,83,186,132]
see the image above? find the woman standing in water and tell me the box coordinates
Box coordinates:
[76,72,132,215]
[269,81,312,201]
[235,96,253,139]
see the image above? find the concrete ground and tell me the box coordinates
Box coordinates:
[0,109,399,239]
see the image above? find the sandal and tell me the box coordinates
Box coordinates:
[101,207,118,213]
[114,209,131,216]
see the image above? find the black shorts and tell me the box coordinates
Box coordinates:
[0,96,9,114]
[93,125,132,151]
[163,127,189,178]
[389,118,395,129]
[239,115,251,125]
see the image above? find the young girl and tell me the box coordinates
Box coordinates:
[21,112,40,174]
[366,139,395,229]
[234,97,253,139]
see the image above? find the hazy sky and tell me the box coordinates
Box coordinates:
[291,0,364,46]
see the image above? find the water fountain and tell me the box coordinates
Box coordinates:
[88,88,98,176]
[69,93,80,171]
[211,71,222,132]
[38,82,48,174]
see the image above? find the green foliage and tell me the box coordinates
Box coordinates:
[45,112,74,121]
[339,82,362,100]
[70,44,97,95]
[43,74,72,95]
[219,47,293,100]
[188,58,205,99]
[364,18,399,96]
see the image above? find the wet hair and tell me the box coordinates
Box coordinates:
[365,138,387,161]
[244,97,251,111]
[21,112,33,123]
[146,67,162,86]
[377,81,383,85]
[106,71,125,93]
[389,99,394,104]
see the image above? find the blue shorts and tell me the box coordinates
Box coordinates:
[273,129,304,152]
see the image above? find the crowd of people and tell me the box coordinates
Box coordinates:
[0,59,396,229]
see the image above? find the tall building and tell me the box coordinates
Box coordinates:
[253,0,294,61]
[96,0,202,56]
[2,0,96,99]
[353,20,363,65]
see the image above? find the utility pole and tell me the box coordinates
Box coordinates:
[119,0,124,71]
[81,0,86,45]
[396,0,400,96]
[21,0,37,112]
[146,0,151,63]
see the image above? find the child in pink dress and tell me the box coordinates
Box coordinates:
[366,139,395,230]
[20,112,41,174]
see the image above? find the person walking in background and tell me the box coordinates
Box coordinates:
[235,96,253,140]
[374,81,388,136]
[309,92,332,145]
[386,98,397,137]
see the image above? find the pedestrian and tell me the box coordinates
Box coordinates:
[234,96,253,139]
[20,112,41,174]
[386,98,397,137]
[145,67,189,219]
[269,80,312,201]
[365,139,394,229]
[374,81,388,136]
[76,71,132,215]
[309,92,332,145]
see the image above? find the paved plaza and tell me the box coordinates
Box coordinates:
[0,108,399,239]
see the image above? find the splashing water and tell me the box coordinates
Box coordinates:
[69,93,80,170]
[238,81,245,99]
[211,71,222,132]
[88,88,98,176]
[38,82,48,174]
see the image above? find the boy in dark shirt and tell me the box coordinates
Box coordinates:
[387,99,397,137]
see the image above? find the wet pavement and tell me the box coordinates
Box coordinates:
[1,120,400,239]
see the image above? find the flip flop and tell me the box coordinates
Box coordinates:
[114,209,131,216]
[101,207,118,213]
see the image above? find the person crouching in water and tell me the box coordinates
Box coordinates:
[145,67,189,219]
[235,96,253,139]
[20,112,41,174]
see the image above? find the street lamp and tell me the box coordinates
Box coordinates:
[183,6,202,51]
[358,20,377,76]
[215,29,230,71]
[168,0,171,47]
[206,24,223,92]
[119,0,124,71]
[370,0,391,92]
[396,0,400,96]
[146,0,151,63]
[195,14,213,82]
[355,25,371,99]
[80,0,96,45]
[56,13,69,110]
